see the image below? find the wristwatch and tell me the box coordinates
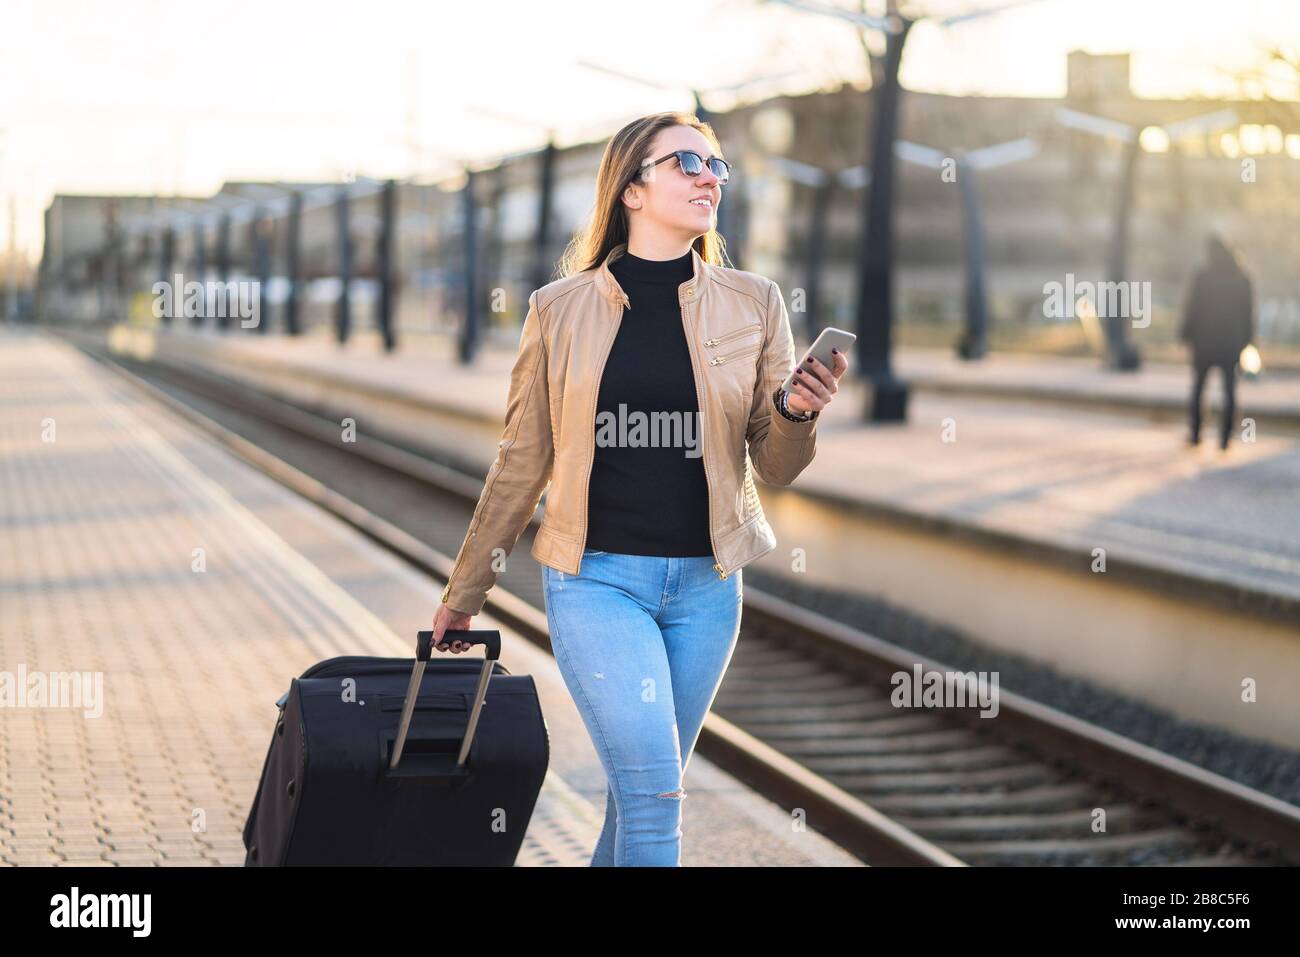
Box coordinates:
[773,387,816,423]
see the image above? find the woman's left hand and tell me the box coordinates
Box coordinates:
[787,348,849,416]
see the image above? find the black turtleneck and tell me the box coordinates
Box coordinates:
[585,249,714,557]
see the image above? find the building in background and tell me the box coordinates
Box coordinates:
[37,53,1300,356]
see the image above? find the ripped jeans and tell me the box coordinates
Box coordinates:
[541,548,743,866]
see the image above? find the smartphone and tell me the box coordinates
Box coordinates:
[780,326,856,393]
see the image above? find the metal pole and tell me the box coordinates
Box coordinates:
[4,195,16,322]
[461,168,480,364]
[191,220,206,327]
[532,139,556,293]
[285,190,302,336]
[376,178,397,351]
[215,214,231,331]
[955,159,989,360]
[158,226,175,325]
[335,185,352,345]
[804,177,833,344]
[484,171,506,327]
[104,202,122,325]
[253,210,270,335]
[1104,138,1141,370]
[855,14,913,421]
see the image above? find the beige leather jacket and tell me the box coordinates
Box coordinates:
[440,241,819,616]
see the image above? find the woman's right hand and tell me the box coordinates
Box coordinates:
[431,601,475,653]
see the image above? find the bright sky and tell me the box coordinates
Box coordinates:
[2,0,1298,261]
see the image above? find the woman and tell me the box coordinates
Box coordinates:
[430,111,847,866]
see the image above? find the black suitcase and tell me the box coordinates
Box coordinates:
[242,629,549,866]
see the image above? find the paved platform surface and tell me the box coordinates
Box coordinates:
[896,345,1300,424]
[0,330,860,867]
[125,324,1300,609]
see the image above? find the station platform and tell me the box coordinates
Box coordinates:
[896,344,1300,431]
[105,323,1300,613]
[0,329,860,867]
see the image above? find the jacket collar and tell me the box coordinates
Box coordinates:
[594,241,713,308]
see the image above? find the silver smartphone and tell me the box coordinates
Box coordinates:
[780,326,856,392]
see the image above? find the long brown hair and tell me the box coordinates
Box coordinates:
[555,111,731,279]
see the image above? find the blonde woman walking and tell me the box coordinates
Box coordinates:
[432,111,847,865]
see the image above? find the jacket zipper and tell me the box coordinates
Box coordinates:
[708,342,763,366]
[683,297,728,580]
[577,294,627,573]
[703,322,761,349]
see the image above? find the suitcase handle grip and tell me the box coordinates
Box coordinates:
[417,629,501,661]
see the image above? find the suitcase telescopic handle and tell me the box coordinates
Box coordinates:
[389,630,502,771]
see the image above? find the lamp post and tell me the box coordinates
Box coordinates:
[758,154,869,344]
[1055,106,1238,370]
[767,0,1047,420]
[894,137,1038,360]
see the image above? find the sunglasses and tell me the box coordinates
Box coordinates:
[637,150,733,186]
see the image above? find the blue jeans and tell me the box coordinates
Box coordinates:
[541,549,743,866]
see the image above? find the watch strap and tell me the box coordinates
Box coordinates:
[773,387,816,422]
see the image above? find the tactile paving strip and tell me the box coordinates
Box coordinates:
[513,772,606,867]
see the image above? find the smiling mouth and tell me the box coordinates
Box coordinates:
[689,199,713,208]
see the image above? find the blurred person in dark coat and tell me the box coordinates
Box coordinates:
[1179,234,1255,450]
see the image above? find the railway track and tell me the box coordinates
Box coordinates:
[60,327,1300,867]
